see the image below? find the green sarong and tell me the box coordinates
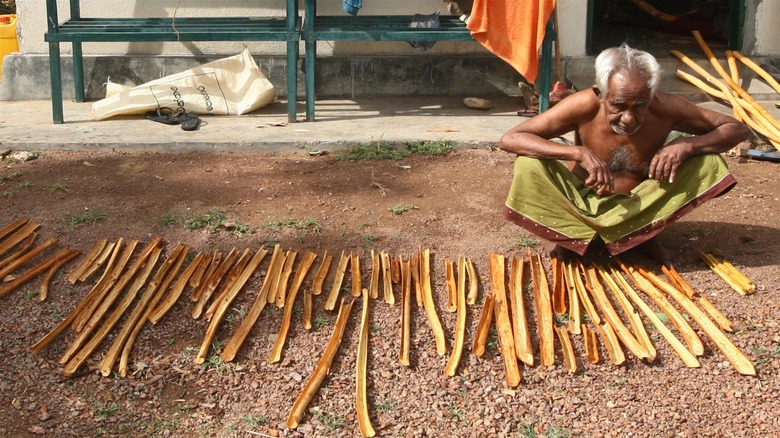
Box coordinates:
[503,154,736,255]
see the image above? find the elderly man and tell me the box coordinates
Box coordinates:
[499,44,749,264]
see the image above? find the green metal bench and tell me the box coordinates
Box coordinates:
[44,0,301,123]
[301,0,554,121]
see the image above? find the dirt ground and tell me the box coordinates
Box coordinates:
[0,147,778,437]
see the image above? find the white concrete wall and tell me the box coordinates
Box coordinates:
[556,0,587,57]
[15,0,488,56]
[753,1,780,56]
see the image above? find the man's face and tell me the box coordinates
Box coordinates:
[600,70,652,136]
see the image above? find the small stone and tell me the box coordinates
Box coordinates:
[28,426,45,435]
[10,151,37,162]
[297,424,314,434]
[463,97,493,110]
[289,371,302,383]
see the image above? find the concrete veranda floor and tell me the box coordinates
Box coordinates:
[1,96,778,153]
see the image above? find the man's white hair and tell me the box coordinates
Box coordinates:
[594,44,661,98]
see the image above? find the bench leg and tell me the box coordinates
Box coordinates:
[304,39,316,122]
[48,42,64,124]
[72,42,85,102]
[286,40,298,123]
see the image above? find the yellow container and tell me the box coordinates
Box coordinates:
[1,14,20,79]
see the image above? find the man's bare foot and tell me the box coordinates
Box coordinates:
[636,238,674,267]
[543,241,576,261]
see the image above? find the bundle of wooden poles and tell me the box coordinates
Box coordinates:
[0,217,758,437]
[673,31,780,152]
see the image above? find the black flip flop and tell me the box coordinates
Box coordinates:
[747,148,780,163]
[145,108,201,131]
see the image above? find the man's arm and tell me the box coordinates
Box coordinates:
[649,93,750,183]
[499,89,614,195]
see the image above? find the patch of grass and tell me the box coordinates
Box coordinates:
[0,171,23,183]
[336,140,411,161]
[516,235,541,249]
[609,378,627,387]
[242,414,266,428]
[0,190,15,197]
[223,307,247,324]
[312,313,330,329]
[554,312,569,324]
[229,223,255,238]
[50,181,70,194]
[447,408,465,419]
[376,398,398,413]
[159,211,178,226]
[260,238,280,248]
[94,403,120,420]
[67,210,108,227]
[545,427,572,438]
[316,412,346,430]
[204,340,227,372]
[16,181,32,190]
[264,216,322,234]
[405,139,454,156]
[184,210,226,233]
[24,289,38,301]
[389,204,419,215]
[362,234,382,245]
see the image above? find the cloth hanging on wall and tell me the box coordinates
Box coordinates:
[343,0,362,15]
[466,0,557,84]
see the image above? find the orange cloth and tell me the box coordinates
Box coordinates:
[467,0,556,84]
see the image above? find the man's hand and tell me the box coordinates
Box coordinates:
[649,141,690,184]
[577,146,614,196]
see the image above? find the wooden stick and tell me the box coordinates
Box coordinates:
[636,266,756,376]
[188,251,212,291]
[700,252,755,295]
[72,239,131,333]
[274,250,298,308]
[0,237,59,281]
[66,238,106,284]
[369,250,380,300]
[661,265,695,299]
[268,251,317,363]
[197,248,267,365]
[551,257,566,316]
[554,326,577,373]
[620,262,705,356]
[206,248,253,320]
[563,261,581,334]
[380,250,395,305]
[286,298,355,430]
[59,245,161,377]
[697,295,733,333]
[98,243,185,377]
[471,293,494,356]
[0,218,29,242]
[192,250,221,303]
[582,324,599,364]
[444,255,467,376]
[445,258,457,312]
[311,250,332,296]
[356,288,376,437]
[78,240,116,283]
[490,253,521,387]
[466,258,478,305]
[731,50,780,95]
[597,266,656,362]
[148,252,205,324]
[39,248,81,301]
[399,256,411,366]
[259,245,283,304]
[531,254,555,366]
[351,252,362,298]
[58,239,160,364]
[0,232,37,271]
[573,261,601,325]
[610,267,700,368]
[0,248,75,299]
[303,289,313,330]
[594,321,625,366]
[391,255,401,284]
[508,255,533,366]
[411,253,422,306]
[118,244,189,377]
[0,220,39,260]
[192,248,238,319]
[420,248,446,355]
[726,50,740,83]
[324,250,349,310]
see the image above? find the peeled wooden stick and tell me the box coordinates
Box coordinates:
[98,243,185,377]
[273,250,298,308]
[620,263,705,357]
[0,248,76,299]
[257,244,283,304]
[554,326,577,373]
[597,266,656,362]
[268,251,317,363]
[148,252,205,324]
[700,252,755,295]
[118,244,189,377]
[188,252,212,293]
[192,248,238,319]
[636,266,756,376]
[563,261,581,334]
[60,246,161,377]
[490,253,521,387]
[531,253,555,366]
[594,321,625,366]
[731,50,780,95]
[40,248,81,301]
[698,296,734,333]
[286,298,355,430]
[57,239,161,364]
[726,50,740,83]
[30,239,161,354]
[445,258,457,312]
[582,324,599,365]
[266,248,290,304]
[197,248,267,365]
[444,255,467,376]
[0,237,59,281]
[324,250,350,310]
[0,218,29,242]
[312,250,333,296]
[610,267,700,368]
[551,257,566,316]
[391,255,401,284]
[0,232,37,271]
[661,265,695,299]
[410,253,423,306]
[399,256,412,366]
[0,220,39,259]
[356,288,376,437]
[351,252,362,298]
[72,239,131,333]
[206,248,254,319]
[508,255,533,366]
[466,258,478,305]
[78,240,116,283]
[573,262,601,325]
[471,293,494,356]
[66,238,106,283]
[369,250,380,300]
[380,250,395,305]
[304,290,313,330]
[420,248,446,355]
